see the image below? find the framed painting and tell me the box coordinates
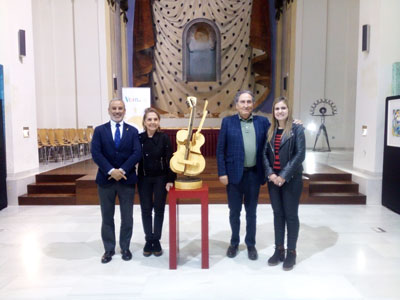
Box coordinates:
[386,97,400,147]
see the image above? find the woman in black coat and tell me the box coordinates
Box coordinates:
[262,97,305,271]
[138,108,176,257]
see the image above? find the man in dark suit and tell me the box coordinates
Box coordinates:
[91,99,141,264]
[216,90,270,260]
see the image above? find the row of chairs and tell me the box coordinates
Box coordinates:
[37,128,94,163]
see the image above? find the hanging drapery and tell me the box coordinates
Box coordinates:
[133,0,154,87]
[151,0,271,117]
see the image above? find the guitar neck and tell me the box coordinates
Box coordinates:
[184,106,196,159]
[195,100,208,136]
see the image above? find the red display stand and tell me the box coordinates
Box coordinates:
[168,184,209,269]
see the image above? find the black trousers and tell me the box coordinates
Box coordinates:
[138,175,167,242]
[268,173,303,250]
[226,169,260,247]
[98,181,135,252]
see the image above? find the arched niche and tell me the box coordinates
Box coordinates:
[182,18,221,82]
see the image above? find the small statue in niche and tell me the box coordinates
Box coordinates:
[187,24,216,81]
[188,25,216,52]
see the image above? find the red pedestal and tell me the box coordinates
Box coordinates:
[168,184,209,269]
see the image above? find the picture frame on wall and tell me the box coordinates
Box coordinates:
[383,95,400,214]
[0,64,8,210]
[386,98,400,147]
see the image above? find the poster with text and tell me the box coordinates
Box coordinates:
[122,87,151,132]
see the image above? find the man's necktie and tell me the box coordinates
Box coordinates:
[115,123,121,148]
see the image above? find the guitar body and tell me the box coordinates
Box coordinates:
[190,132,205,154]
[169,97,208,179]
[183,152,205,176]
[170,129,189,174]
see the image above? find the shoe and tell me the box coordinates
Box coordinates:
[101,250,115,264]
[153,240,163,257]
[268,246,285,266]
[283,249,296,271]
[121,249,132,261]
[143,241,153,257]
[226,245,238,258]
[247,246,258,260]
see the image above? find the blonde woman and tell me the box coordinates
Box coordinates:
[262,97,305,271]
[138,108,176,257]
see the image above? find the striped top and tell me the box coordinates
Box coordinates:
[273,128,284,171]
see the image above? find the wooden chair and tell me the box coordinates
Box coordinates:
[66,128,81,158]
[46,129,61,162]
[37,132,46,163]
[37,128,53,163]
[77,128,89,156]
[85,127,94,152]
[55,129,73,161]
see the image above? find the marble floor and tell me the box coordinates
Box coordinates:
[1,150,398,299]
[0,203,399,300]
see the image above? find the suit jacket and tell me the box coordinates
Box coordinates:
[91,121,141,186]
[216,114,270,185]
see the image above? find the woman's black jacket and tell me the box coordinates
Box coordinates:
[262,123,306,183]
[138,131,176,183]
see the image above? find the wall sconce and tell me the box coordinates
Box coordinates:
[283,74,288,91]
[23,126,29,138]
[18,30,26,57]
[362,25,370,52]
[113,74,118,91]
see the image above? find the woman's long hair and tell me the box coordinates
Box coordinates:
[267,97,293,142]
[142,107,161,132]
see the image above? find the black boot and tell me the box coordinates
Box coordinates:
[267,246,285,266]
[143,241,153,257]
[153,240,163,257]
[283,249,296,271]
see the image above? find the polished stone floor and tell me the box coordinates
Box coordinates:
[0,203,399,300]
[1,150,397,299]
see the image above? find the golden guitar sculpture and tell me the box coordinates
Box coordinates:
[170,97,208,189]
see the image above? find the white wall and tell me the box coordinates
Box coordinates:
[0,0,39,174]
[33,0,109,129]
[353,0,400,173]
[0,0,40,204]
[294,0,359,149]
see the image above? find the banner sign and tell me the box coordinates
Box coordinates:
[122,87,151,132]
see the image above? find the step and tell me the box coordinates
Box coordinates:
[35,174,84,183]
[309,181,359,193]
[305,173,352,181]
[27,182,76,194]
[18,193,76,205]
[308,192,366,204]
